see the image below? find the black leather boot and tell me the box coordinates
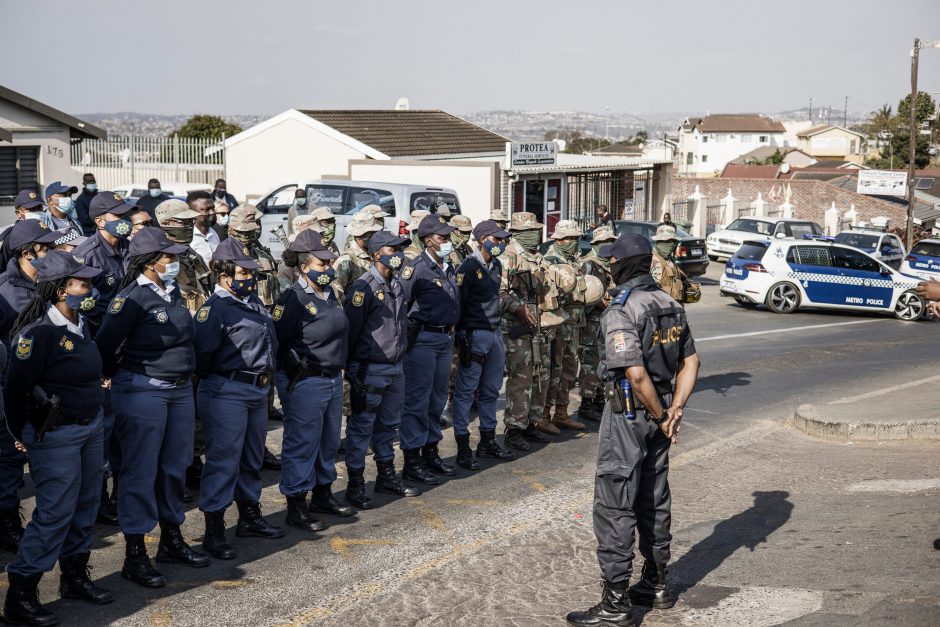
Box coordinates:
[3,572,58,626]
[96,477,118,526]
[402,448,441,485]
[629,562,675,609]
[156,523,210,568]
[310,484,356,517]
[577,397,601,422]
[421,442,456,476]
[285,494,327,532]
[566,581,635,626]
[523,423,551,442]
[262,447,282,470]
[202,510,236,560]
[344,467,373,509]
[476,429,515,460]
[121,533,166,588]
[504,428,531,452]
[0,507,24,552]
[454,434,479,470]
[374,459,421,497]
[236,501,284,538]
[58,552,114,605]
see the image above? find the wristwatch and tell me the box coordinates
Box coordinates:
[652,409,669,425]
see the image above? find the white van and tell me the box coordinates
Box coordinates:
[112,182,213,206]
[254,179,462,258]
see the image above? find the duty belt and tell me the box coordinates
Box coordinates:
[422,323,454,334]
[154,376,191,387]
[228,370,273,387]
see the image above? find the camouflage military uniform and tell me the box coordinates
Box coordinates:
[341,203,387,252]
[578,226,616,414]
[177,247,213,314]
[651,251,684,301]
[332,240,372,302]
[446,215,474,400]
[404,209,429,261]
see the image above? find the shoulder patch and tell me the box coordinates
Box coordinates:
[456,273,464,286]
[476,269,483,280]
[613,332,627,353]
[196,306,211,322]
[611,287,633,306]
[272,304,284,321]
[109,297,126,314]
[15,337,32,360]
[352,291,365,307]
[306,302,318,316]
[401,266,414,280]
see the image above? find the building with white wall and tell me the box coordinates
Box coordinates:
[676,114,786,177]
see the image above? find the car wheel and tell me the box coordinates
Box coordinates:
[765,282,801,314]
[734,296,758,308]
[895,290,925,321]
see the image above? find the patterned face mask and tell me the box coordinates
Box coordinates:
[513,229,541,252]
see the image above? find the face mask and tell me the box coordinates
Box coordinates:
[103,218,132,239]
[216,214,230,227]
[321,223,336,244]
[85,184,97,192]
[437,241,453,259]
[451,231,468,248]
[482,240,505,257]
[229,276,256,298]
[557,240,579,257]
[305,267,336,287]
[378,251,405,270]
[513,229,541,253]
[64,288,99,313]
[655,241,677,258]
[232,230,259,245]
[149,188,162,197]
[296,198,307,207]
[164,225,194,244]
[157,260,180,283]
[216,189,226,197]
[205,213,217,227]
[23,212,44,222]
[56,197,76,217]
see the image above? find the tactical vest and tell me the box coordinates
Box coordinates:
[250,242,280,307]
[652,251,684,301]
[178,249,213,314]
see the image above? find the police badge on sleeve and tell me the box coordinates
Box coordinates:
[15,337,32,360]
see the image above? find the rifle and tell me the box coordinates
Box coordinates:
[31,386,62,443]
[513,270,544,393]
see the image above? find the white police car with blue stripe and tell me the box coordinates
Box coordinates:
[719,237,926,320]
[900,238,940,281]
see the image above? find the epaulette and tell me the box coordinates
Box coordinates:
[611,287,633,306]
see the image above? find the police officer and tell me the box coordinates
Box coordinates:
[0,191,46,269]
[343,231,420,508]
[194,238,283,559]
[39,182,83,233]
[403,210,429,260]
[52,227,88,252]
[577,225,617,421]
[155,199,213,314]
[274,230,354,531]
[399,215,460,484]
[95,227,209,588]
[2,251,113,626]
[566,233,699,627]
[451,220,515,469]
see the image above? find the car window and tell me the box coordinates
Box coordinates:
[887,236,903,250]
[343,186,395,217]
[727,219,772,235]
[787,245,833,266]
[833,246,881,273]
[306,185,346,214]
[411,192,460,215]
[735,243,769,261]
[834,232,880,250]
[259,184,298,215]
[617,222,656,238]
[912,241,940,257]
[130,188,146,198]
[788,223,820,239]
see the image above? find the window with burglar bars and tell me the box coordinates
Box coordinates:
[565,169,653,230]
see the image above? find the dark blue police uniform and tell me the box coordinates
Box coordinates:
[0,259,37,344]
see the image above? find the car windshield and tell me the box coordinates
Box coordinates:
[726,219,772,235]
[911,241,940,257]
[735,243,769,260]
[834,233,880,250]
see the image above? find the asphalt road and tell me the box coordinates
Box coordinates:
[4,263,940,626]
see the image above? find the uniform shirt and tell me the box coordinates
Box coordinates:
[598,274,696,396]
[401,250,459,326]
[135,193,171,221]
[95,276,196,380]
[0,259,36,346]
[72,230,128,332]
[344,266,406,365]
[4,309,103,440]
[38,211,83,234]
[74,189,97,236]
[193,287,277,378]
[273,280,348,374]
[331,240,372,303]
[456,250,502,332]
[190,226,220,266]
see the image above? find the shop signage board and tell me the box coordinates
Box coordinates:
[857,170,907,197]
[508,141,557,167]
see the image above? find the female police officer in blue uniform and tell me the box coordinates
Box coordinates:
[194,237,283,560]
[95,226,209,589]
[3,250,113,626]
[274,230,354,532]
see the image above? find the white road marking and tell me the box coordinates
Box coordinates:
[829,373,940,405]
[847,478,940,493]
[697,319,882,342]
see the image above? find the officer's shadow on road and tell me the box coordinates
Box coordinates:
[692,371,751,396]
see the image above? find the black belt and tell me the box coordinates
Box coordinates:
[154,376,191,387]
[422,323,454,334]
[296,366,341,381]
[228,371,273,387]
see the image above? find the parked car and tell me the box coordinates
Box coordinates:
[719,238,925,320]
[112,182,213,207]
[833,228,906,269]
[900,238,940,280]
[254,180,461,258]
[706,217,823,260]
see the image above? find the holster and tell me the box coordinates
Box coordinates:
[282,349,309,392]
[603,379,628,415]
[30,386,62,443]
[347,363,371,413]
[455,332,472,368]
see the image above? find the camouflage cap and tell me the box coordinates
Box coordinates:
[310,206,335,222]
[292,214,317,233]
[155,199,200,225]
[584,274,605,305]
[362,204,389,219]
[408,210,430,231]
[229,204,261,232]
[591,224,616,243]
[347,211,383,237]
[552,220,582,240]
[490,209,509,223]
[652,224,679,241]
[449,214,472,233]
[509,211,543,231]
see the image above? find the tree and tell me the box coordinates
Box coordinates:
[897,91,936,126]
[543,129,610,154]
[864,92,936,169]
[626,130,649,146]
[172,115,242,139]
[764,149,784,165]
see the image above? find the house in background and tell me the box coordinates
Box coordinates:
[729,146,817,168]
[796,125,866,165]
[676,114,786,177]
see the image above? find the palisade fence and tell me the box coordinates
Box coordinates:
[70,135,226,190]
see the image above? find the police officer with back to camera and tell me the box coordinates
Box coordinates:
[451,220,515,470]
[194,238,284,561]
[343,231,420,509]
[95,226,209,589]
[399,214,460,485]
[2,251,114,626]
[273,230,355,532]
[566,233,699,627]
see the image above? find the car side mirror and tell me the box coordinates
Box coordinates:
[880,267,892,276]
[775,232,786,239]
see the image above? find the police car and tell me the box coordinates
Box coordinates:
[706,217,823,260]
[900,238,940,281]
[719,238,926,320]
[833,228,906,269]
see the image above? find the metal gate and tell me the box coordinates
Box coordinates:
[706,203,723,235]
[0,146,39,203]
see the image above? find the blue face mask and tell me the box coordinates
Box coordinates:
[306,267,336,287]
[64,287,99,313]
[230,276,256,298]
[437,241,453,259]
[158,261,180,284]
[149,188,162,197]
[56,197,76,217]
[85,183,97,192]
[378,251,405,271]
[103,218,132,239]
[482,240,505,257]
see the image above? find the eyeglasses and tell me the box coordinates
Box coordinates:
[133,220,153,228]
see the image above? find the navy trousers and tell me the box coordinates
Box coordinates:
[8,413,103,575]
[0,414,26,511]
[344,362,404,469]
[399,330,451,450]
[112,370,195,534]
[452,329,505,436]
[198,375,268,513]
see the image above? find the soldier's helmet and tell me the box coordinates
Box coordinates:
[230,204,261,232]
[509,212,543,231]
[591,225,617,244]
[584,274,605,305]
[552,220,582,240]
[449,214,473,233]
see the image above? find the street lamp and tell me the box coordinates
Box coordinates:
[605,106,610,141]
[879,130,894,169]
[906,38,940,249]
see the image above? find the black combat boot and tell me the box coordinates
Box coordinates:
[593,396,606,417]
[262,447,282,470]
[577,397,601,422]
[310,484,356,517]
[504,428,531,452]
[236,501,284,538]
[3,572,58,626]
[156,523,210,568]
[202,510,236,560]
[421,442,456,476]
[402,448,441,485]
[58,552,114,605]
[374,459,421,497]
[629,562,675,609]
[0,507,24,552]
[121,533,166,588]
[454,434,479,470]
[96,477,118,526]
[476,429,515,460]
[285,494,327,532]
[185,456,203,489]
[566,580,635,626]
[344,467,373,510]
[524,423,552,443]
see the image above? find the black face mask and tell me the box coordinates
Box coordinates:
[610,255,652,287]
[164,225,194,244]
[216,189,226,197]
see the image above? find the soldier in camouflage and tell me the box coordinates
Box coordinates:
[447,215,474,266]
[155,199,213,315]
[342,204,388,252]
[332,211,381,302]
[403,210,429,261]
[227,205,280,308]
[308,206,340,257]
[577,224,617,421]
[490,209,509,232]
[650,224,685,302]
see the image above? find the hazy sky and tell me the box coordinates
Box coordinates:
[2,0,939,117]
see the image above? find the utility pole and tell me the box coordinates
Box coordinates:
[809,98,813,122]
[843,96,848,127]
[906,38,920,250]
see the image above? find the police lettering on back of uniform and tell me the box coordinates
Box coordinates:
[399,214,461,486]
[566,233,700,627]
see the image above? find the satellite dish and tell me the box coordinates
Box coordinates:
[554,139,567,152]
[779,163,791,174]
[395,97,410,111]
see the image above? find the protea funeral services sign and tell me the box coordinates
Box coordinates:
[508,141,557,167]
